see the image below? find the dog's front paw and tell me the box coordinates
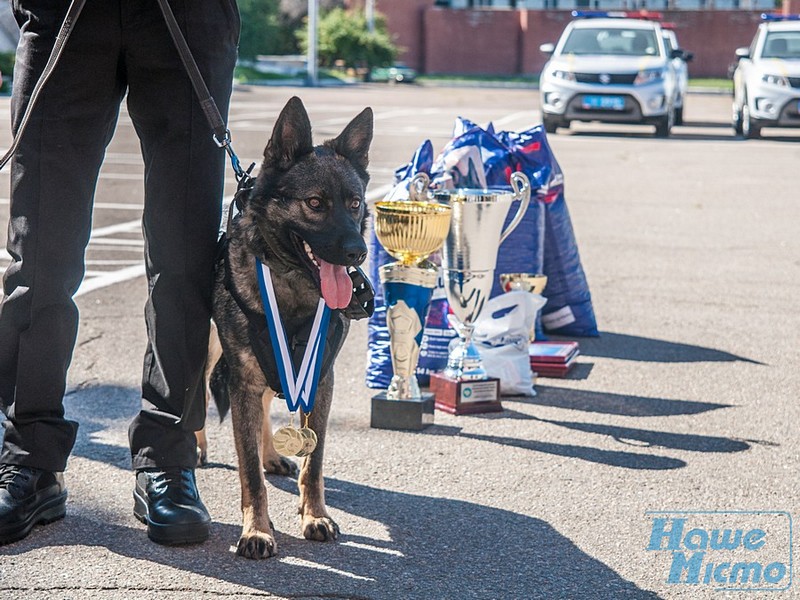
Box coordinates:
[302,515,340,542]
[263,456,299,477]
[236,530,277,559]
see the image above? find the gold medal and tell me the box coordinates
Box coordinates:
[273,425,304,457]
[296,427,318,457]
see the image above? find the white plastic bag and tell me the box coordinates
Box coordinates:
[472,291,547,396]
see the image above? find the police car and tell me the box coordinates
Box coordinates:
[539,11,680,137]
[732,14,800,139]
[661,25,693,126]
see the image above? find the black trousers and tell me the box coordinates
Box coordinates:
[0,0,239,471]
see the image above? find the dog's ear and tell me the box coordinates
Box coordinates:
[263,96,314,170]
[330,107,373,173]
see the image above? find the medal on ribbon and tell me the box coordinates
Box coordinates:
[256,260,330,457]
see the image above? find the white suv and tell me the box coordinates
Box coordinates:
[662,26,693,126]
[539,12,679,137]
[732,15,800,139]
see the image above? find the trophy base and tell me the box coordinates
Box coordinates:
[371,392,435,431]
[429,373,503,415]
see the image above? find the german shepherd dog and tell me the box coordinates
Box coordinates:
[206,97,373,559]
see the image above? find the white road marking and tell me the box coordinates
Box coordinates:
[0,198,143,211]
[90,219,141,237]
[340,540,405,557]
[491,110,538,129]
[75,264,147,298]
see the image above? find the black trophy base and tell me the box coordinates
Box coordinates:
[371,392,435,431]
[430,373,503,415]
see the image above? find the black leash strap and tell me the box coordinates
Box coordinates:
[154,0,252,185]
[0,0,88,171]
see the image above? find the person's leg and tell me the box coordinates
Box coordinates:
[124,0,238,471]
[0,0,125,471]
[0,0,125,545]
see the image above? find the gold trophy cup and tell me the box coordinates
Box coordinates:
[499,273,548,343]
[371,190,451,430]
[500,273,548,295]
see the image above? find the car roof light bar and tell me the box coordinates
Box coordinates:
[761,13,800,21]
[571,10,664,20]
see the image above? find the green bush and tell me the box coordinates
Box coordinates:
[297,8,398,70]
[0,52,15,94]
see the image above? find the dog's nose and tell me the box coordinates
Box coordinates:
[347,249,367,265]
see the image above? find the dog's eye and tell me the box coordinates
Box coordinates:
[350,199,361,210]
[306,197,323,210]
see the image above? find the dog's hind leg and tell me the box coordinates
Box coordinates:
[297,372,340,542]
[260,390,299,476]
[229,365,277,559]
[196,321,224,466]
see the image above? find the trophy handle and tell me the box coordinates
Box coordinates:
[499,172,531,245]
[409,172,431,203]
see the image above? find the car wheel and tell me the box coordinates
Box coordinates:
[543,114,561,134]
[674,106,684,126]
[654,108,673,138]
[742,104,761,139]
[732,101,744,136]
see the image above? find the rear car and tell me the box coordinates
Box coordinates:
[732,14,800,139]
[369,64,417,84]
[661,25,694,125]
[539,11,679,137]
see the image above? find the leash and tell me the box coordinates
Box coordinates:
[0,0,88,171]
[154,0,254,193]
[1,0,255,203]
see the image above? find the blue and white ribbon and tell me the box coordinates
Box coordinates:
[256,260,331,413]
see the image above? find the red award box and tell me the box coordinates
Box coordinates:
[530,341,580,378]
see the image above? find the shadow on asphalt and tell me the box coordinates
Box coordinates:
[522,385,731,416]
[421,407,763,471]
[577,331,761,364]
[0,475,665,600]
[3,384,668,597]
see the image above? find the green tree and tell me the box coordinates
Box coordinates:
[238,0,298,59]
[298,8,398,70]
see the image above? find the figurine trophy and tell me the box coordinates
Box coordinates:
[423,172,532,414]
[370,177,452,430]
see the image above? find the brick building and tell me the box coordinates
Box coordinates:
[353,0,800,78]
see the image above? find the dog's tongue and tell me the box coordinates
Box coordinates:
[318,258,353,309]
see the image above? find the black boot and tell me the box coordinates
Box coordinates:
[0,464,67,545]
[133,468,210,545]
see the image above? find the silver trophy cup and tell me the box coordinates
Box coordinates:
[421,172,531,380]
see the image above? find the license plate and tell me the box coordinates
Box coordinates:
[581,95,625,111]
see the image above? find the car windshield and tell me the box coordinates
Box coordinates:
[561,27,660,57]
[761,31,800,59]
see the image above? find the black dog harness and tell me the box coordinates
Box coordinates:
[217,221,375,397]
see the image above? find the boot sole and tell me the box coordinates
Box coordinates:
[132,488,210,546]
[0,491,67,546]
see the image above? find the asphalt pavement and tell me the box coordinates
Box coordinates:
[0,84,798,599]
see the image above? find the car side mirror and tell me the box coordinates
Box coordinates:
[670,49,683,59]
[539,43,555,56]
[683,50,694,62]
[735,47,750,61]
